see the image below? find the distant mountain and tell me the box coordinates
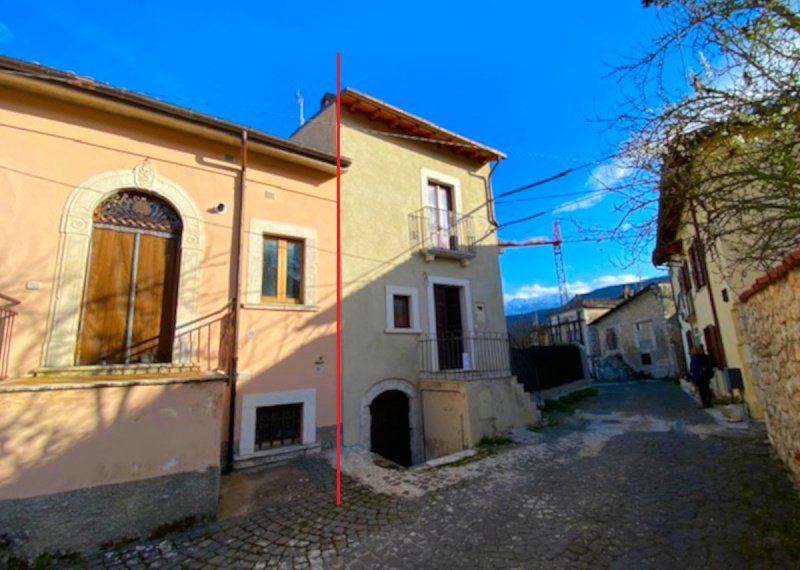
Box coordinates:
[504,295,560,316]
[504,276,670,325]
[575,276,668,301]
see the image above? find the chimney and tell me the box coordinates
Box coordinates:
[320,93,336,110]
[623,284,632,298]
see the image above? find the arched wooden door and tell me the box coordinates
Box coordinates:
[76,191,182,365]
[370,390,412,467]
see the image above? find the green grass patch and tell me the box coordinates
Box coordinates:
[527,387,599,432]
[541,388,598,414]
[476,435,513,448]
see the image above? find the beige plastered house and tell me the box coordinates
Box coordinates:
[652,129,764,418]
[293,89,539,464]
[0,56,341,557]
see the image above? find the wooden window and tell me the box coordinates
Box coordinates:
[261,235,304,304]
[604,327,618,351]
[393,295,411,329]
[703,324,726,369]
[678,262,692,293]
[688,239,708,290]
[427,181,456,250]
[636,320,655,351]
[255,404,302,449]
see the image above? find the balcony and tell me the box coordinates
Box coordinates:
[409,206,477,264]
[419,331,513,380]
[32,303,233,379]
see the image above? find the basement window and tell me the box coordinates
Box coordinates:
[641,353,653,366]
[255,404,302,449]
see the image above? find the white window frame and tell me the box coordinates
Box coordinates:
[239,389,316,457]
[245,218,318,311]
[385,285,421,333]
[419,168,463,215]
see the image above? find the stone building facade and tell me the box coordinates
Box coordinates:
[589,281,684,380]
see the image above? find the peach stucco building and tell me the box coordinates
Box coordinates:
[0,56,340,557]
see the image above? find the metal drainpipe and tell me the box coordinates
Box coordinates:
[470,159,502,227]
[688,199,728,367]
[225,129,248,472]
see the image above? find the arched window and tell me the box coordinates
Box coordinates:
[76,191,182,365]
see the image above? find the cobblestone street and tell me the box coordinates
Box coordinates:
[81,381,800,569]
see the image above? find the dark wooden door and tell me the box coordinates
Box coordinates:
[370,390,411,467]
[434,284,464,370]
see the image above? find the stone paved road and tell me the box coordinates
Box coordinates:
[78,381,800,569]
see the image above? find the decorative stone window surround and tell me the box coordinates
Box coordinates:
[43,166,205,368]
[245,218,318,310]
[239,389,317,457]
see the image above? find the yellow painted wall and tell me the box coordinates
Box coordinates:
[672,214,763,417]
[296,104,508,450]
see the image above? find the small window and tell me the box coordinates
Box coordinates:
[393,295,411,329]
[385,286,420,332]
[688,239,708,290]
[605,327,618,351]
[255,404,302,449]
[641,353,653,366]
[262,235,304,304]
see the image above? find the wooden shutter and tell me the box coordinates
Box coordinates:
[77,228,135,364]
[130,234,180,363]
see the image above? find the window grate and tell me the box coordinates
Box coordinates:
[255,404,302,450]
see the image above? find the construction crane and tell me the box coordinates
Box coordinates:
[498,219,570,306]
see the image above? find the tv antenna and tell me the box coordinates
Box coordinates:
[296,90,305,126]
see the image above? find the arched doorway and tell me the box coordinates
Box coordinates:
[370,390,411,467]
[76,191,182,365]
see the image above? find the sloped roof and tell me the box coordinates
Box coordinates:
[0,55,347,170]
[337,88,505,164]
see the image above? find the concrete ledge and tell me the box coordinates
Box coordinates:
[0,372,228,393]
[234,443,321,470]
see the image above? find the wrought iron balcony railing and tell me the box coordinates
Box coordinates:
[408,206,477,261]
[419,331,513,379]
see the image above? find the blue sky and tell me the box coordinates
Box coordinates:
[1,1,669,310]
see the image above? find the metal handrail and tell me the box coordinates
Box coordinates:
[0,294,21,380]
[419,330,512,379]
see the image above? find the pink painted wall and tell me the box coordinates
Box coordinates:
[0,381,224,500]
[0,82,337,491]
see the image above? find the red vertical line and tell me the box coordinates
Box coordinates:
[335,52,342,506]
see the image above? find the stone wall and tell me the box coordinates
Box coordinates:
[740,256,800,482]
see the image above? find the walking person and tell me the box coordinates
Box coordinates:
[689,345,715,408]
